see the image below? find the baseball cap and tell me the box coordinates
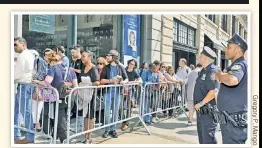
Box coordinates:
[107,49,119,57]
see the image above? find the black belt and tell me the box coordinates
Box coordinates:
[218,111,247,128]
[197,103,214,117]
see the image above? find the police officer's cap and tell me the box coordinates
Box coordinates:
[201,46,217,59]
[227,33,248,52]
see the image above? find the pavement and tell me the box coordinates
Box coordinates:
[34,109,224,144]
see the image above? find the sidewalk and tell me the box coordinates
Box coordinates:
[97,112,223,144]
[35,110,223,144]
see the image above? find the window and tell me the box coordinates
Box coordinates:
[77,15,114,59]
[173,21,178,42]
[22,15,68,54]
[221,15,228,32]
[239,23,242,36]
[232,15,236,35]
[178,23,187,44]
[188,28,195,47]
[173,19,196,47]
[205,14,216,23]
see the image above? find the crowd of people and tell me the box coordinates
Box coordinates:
[14,32,247,145]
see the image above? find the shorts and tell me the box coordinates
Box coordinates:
[187,100,194,110]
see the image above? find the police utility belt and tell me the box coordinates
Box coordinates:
[216,110,247,128]
[197,104,247,128]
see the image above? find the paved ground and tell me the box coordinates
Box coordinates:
[96,113,223,144]
[34,109,224,144]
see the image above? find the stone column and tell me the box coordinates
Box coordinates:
[216,15,222,67]
[195,15,205,64]
[227,15,233,37]
[14,14,23,61]
[161,15,173,65]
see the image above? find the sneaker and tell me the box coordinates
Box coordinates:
[152,117,158,123]
[102,131,109,138]
[109,130,118,138]
[187,121,193,126]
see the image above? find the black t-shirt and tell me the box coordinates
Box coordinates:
[78,65,99,84]
[72,59,83,80]
[126,68,140,81]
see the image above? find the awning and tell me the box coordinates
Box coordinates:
[205,34,226,52]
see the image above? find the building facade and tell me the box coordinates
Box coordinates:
[14,14,248,70]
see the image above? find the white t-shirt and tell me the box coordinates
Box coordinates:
[186,68,201,101]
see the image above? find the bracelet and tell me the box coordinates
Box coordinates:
[199,101,204,107]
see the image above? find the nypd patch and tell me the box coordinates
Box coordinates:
[210,73,216,81]
[231,64,241,71]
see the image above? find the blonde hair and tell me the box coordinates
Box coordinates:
[46,51,60,65]
[97,57,108,65]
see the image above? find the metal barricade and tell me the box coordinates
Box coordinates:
[132,82,189,132]
[14,82,60,144]
[65,83,150,144]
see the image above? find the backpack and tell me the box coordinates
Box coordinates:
[57,67,70,99]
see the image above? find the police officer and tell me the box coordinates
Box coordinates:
[215,33,248,144]
[194,46,220,144]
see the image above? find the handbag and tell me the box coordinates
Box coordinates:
[32,82,57,102]
[57,67,70,99]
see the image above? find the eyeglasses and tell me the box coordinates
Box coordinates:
[97,62,103,65]
[161,66,166,68]
[129,63,135,66]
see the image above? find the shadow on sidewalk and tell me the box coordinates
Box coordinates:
[152,122,188,130]
[176,129,198,136]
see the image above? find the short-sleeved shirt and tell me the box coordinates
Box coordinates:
[61,56,70,68]
[100,64,128,83]
[126,68,140,81]
[47,64,77,89]
[141,70,160,85]
[217,56,247,114]
[78,65,99,84]
[176,66,191,84]
[187,69,201,101]
[71,58,83,80]
[193,63,219,106]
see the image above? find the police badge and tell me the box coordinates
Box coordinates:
[210,73,216,81]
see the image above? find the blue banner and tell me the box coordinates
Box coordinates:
[123,15,141,66]
[29,15,55,34]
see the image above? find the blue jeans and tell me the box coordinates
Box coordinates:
[14,84,35,142]
[143,98,151,122]
[104,90,120,132]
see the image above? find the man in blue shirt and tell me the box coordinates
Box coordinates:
[141,63,160,124]
[215,33,248,144]
[100,49,128,138]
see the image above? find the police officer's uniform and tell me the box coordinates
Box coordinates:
[193,46,220,144]
[217,33,248,144]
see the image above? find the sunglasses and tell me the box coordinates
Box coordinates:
[97,62,103,65]
[14,44,17,47]
[161,66,166,68]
